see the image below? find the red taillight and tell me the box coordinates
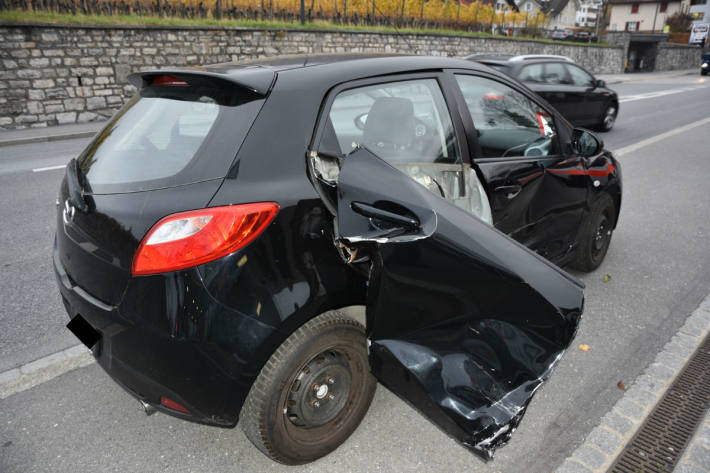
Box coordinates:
[151,75,189,86]
[132,202,279,276]
[160,396,191,414]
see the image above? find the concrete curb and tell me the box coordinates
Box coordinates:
[555,293,710,473]
[0,344,95,400]
[602,69,696,85]
[0,130,98,148]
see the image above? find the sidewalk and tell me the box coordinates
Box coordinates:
[0,121,105,147]
[597,68,697,85]
[556,293,710,473]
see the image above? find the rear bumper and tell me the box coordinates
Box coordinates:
[53,246,278,427]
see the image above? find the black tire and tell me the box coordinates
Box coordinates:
[598,103,617,132]
[702,69,708,76]
[571,193,616,272]
[239,311,376,465]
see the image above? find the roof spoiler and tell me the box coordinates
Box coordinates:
[127,67,276,96]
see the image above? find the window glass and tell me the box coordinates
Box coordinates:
[325,79,460,164]
[78,86,263,193]
[565,64,596,87]
[317,79,493,223]
[455,74,559,159]
[518,64,545,82]
[544,63,571,84]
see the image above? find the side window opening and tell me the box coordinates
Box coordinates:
[543,63,571,85]
[566,64,596,87]
[518,64,545,83]
[313,78,492,225]
[454,74,560,159]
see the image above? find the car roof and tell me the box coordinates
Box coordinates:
[131,54,493,96]
[467,54,575,67]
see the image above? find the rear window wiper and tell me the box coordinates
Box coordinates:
[65,158,89,212]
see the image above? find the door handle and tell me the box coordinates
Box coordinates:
[495,185,522,199]
[351,202,419,229]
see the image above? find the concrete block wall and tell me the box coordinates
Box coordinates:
[0,23,625,129]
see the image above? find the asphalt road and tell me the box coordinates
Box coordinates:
[1,73,709,473]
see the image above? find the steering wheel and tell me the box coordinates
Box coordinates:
[501,136,551,158]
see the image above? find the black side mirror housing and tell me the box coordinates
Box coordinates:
[571,128,604,157]
[596,79,606,88]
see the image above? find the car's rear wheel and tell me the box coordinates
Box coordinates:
[239,311,376,465]
[571,193,616,272]
[598,103,617,131]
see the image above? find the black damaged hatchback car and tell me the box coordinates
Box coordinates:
[56,55,621,464]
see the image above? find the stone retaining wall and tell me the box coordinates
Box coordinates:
[656,42,703,72]
[1,23,625,129]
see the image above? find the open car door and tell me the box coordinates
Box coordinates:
[310,147,584,460]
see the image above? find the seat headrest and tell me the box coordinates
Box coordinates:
[363,97,415,152]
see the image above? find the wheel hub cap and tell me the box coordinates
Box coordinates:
[285,351,352,428]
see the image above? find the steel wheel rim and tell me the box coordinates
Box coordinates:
[592,212,611,254]
[285,349,352,428]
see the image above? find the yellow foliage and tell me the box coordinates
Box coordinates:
[157,0,550,28]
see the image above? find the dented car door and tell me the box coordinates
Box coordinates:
[312,147,584,459]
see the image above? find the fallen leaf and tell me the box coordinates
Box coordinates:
[617,381,626,391]
[602,274,611,283]
[578,344,591,352]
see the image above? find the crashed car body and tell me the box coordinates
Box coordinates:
[55,55,620,464]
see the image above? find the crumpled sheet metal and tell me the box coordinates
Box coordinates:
[335,148,584,461]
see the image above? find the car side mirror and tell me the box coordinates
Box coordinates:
[571,128,603,157]
[595,79,606,88]
[354,112,368,131]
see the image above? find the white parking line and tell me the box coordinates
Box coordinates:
[32,164,67,172]
[618,84,708,103]
[615,116,710,156]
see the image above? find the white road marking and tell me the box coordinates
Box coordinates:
[32,164,67,172]
[615,116,710,156]
[618,84,708,103]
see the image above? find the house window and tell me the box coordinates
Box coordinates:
[690,0,706,5]
[526,3,533,10]
[625,21,640,31]
[631,2,640,13]
[660,2,668,12]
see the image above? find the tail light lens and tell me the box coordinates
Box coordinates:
[151,75,189,86]
[132,202,279,276]
[160,396,191,414]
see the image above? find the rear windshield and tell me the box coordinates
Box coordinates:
[77,81,264,194]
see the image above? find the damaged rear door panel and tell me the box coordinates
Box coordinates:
[312,147,584,460]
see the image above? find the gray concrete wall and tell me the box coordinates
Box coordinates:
[0,23,625,129]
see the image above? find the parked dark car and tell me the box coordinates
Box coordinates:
[55,55,621,465]
[551,28,574,40]
[467,54,619,131]
[702,53,709,76]
[571,30,598,42]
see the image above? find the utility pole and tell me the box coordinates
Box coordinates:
[301,0,306,24]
